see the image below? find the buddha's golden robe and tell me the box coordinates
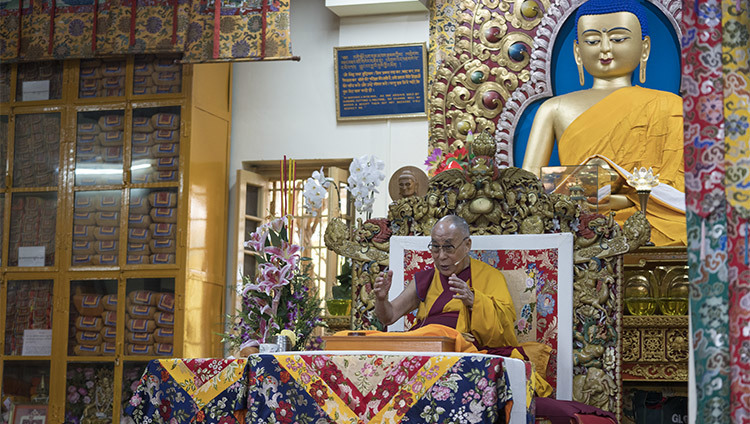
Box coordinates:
[414,258,518,349]
[558,86,686,246]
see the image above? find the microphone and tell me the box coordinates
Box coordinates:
[454,256,467,266]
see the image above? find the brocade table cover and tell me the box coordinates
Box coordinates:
[125,352,530,423]
[125,358,248,423]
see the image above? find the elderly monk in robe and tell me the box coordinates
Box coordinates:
[522,0,686,246]
[367,215,551,396]
[374,215,518,350]
[373,215,552,396]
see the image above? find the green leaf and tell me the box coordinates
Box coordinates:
[269,230,282,247]
[279,225,289,242]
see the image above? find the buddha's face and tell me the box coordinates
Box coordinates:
[398,176,417,197]
[574,12,649,80]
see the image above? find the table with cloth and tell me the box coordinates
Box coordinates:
[125,352,534,423]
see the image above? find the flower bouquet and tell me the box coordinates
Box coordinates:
[224,216,325,353]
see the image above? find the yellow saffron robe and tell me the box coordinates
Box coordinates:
[335,259,552,397]
[558,86,687,246]
[415,258,518,348]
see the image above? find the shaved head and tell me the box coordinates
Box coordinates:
[434,215,470,238]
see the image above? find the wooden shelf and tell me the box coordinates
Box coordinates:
[0,57,231,423]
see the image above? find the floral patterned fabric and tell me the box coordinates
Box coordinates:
[124,358,248,423]
[0,0,292,63]
[683,0,750,422]
[402,248,560,393]
[721,1,750,422]
[681,2,729,423]
[125,353,524,423]
[248,352,517,424]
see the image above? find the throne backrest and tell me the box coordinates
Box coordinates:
[389,234,573,400]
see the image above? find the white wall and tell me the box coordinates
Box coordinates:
[226,1,430,289]
[229,1,429,215]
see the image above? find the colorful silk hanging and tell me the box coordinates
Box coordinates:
[721,0,750,421]
[682,0,732,422]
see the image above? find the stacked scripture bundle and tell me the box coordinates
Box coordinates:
[4,281,52,355]
[12,114,60,187]
[72,193,121,266]
[100,294,118,355]
[127,191,177,265]
[125,290,174,356]
[131,112,180,184]
[76,114,125,186]
[132,56,182,96]
[78,59,126,98]
[70,292,110,356]
[8,195,57,266]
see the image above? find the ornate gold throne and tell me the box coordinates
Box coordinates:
[325,130,651,415]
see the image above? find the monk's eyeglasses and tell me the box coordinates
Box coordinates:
[428,237,469,255]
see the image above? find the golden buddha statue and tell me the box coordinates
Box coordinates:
[521,0,686,246]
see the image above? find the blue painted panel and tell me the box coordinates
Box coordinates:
[336,44,426,120]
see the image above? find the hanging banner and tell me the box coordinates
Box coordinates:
[0,0,293,63]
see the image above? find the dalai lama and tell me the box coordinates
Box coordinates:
[374,214,518,350]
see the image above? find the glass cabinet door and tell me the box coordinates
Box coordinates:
[9,193,57,267]
[2,361,51,418]
[130,106,180,185]
[65,362,115,423]
[16,61,63,102]
[128,188,178,265]
[124,278,175,357]
[79,58,127,99]
[13,113,61,188]
[4,280,53,356]
[133,55,182,96]
[69,279,118,357]
[75,110,125,187]
[72,191,122,267]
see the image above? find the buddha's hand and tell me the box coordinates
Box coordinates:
[448,274,474,307]
[609,193,635,210]
[374,270,393,302]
